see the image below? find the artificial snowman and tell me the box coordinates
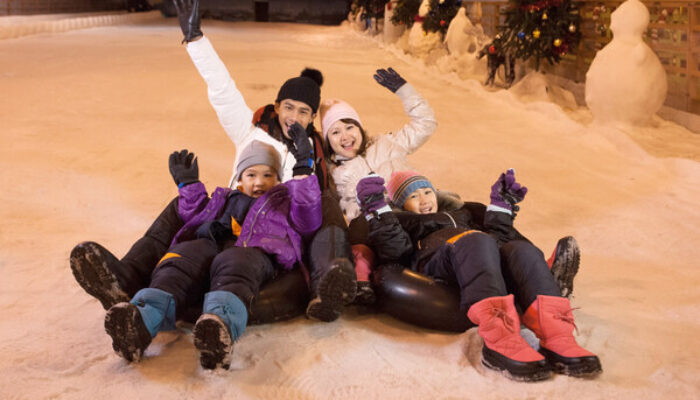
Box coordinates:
[585,0,667,126]
[444,6,488,56]
[408,0,442,57]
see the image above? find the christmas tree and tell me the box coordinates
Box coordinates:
[422,0,462,37]
[498,0,582,70]
[390,0,422,28]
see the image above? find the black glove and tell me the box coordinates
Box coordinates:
[373,67,407,93]
[288,122,314,176]
[173,0,203,44]
[168,149,199,187]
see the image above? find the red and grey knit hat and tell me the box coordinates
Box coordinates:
[387,171,435,208]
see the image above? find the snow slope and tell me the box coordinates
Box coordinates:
[1,14,699,400]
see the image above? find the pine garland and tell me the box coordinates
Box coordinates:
[498,0,582,70]
[390,0,421,28]
[422,0,462,37]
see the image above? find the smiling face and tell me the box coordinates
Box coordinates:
[274,99,315,139]
[402,187,438,214]
[326,119,364,159]
[237,164,279,198]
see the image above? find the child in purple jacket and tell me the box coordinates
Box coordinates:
[104,134,322,370]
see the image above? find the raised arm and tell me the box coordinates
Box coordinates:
[374,67,437,155]
[356,175,413,265]
[484,169,528,243]
[175,0,256,147]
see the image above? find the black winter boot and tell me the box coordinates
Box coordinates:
[306,225,357,322]
[548,236,580,298]
[70,242,131,310]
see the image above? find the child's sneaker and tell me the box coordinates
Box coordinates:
[104,302,152,362]
[306,258,357,322]
[70,242,130,310]
[547,236,580,298]
[194,313,234,370]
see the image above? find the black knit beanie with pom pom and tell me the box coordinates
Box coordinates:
[276,68,323,113]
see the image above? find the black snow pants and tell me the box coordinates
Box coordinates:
[307,189,353,295]
[118,197,183,297]
[421,231,560,312]
[149,238,276,316]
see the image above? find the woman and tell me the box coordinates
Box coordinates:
[320,68,437,301]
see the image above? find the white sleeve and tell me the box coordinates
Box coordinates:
[186,36,255,147]
[385,83,438,156]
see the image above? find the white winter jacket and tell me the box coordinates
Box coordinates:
[330,83,437,220]
[186,36,299,187]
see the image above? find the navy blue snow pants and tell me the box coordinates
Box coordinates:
[421,231,560,312]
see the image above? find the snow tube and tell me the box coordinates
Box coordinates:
[373,265,474,333]
[248,268,309,325]
[181,268,309,325]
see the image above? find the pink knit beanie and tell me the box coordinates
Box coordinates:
[387,171,435,207]
[320,99,362,139]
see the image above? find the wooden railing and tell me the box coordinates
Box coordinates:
[462,0,700,115]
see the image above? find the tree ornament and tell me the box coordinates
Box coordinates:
[569,23,576,33]
[489,45,496,54]
[533,29,541,38]
[517,31,525,39]
[553,38,562,47]
[542,12,548,20]
[440,19,446,26]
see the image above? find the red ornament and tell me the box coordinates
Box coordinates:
[488,45,496,55]
[440,20,446,26]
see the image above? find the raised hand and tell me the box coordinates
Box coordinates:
[373,67,407,93]
[288,122,314,176]
[356,174,390,216]
[489,169,528,214]
[168,149,199,187]
[173,0,203,43]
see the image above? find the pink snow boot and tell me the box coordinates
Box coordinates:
[467,295,551,382]
[522,295,602,377]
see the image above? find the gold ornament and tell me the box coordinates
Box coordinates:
[553,38,562,47]
[542,12,548,20]
[533,29,541,39]
[569,24,576,33]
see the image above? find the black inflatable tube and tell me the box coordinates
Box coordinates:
[248,268,309,325]
[180,268,309,325]
[373,266,474,333]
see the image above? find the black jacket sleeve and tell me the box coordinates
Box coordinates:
[367,213,414,265]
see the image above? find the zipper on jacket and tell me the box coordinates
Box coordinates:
[243,196,273,247]
[443,211,457,228]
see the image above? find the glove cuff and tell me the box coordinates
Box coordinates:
[364,204,392,221]
[293,166,314,177]
[486,204,513,215]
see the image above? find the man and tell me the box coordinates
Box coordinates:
[70,0,356,324]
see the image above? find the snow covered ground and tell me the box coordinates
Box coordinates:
[1,12,699,400]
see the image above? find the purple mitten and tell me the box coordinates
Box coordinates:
[356,174,390,216]
[489,169,528,213]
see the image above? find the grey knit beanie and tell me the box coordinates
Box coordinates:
[235,141,282,181]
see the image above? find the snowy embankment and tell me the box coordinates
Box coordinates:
[1,15,699,400]
[0,10,161,40]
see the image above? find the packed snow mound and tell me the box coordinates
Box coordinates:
[585,0,667,126]
[511,72,579,111]
[0,11,161,40]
